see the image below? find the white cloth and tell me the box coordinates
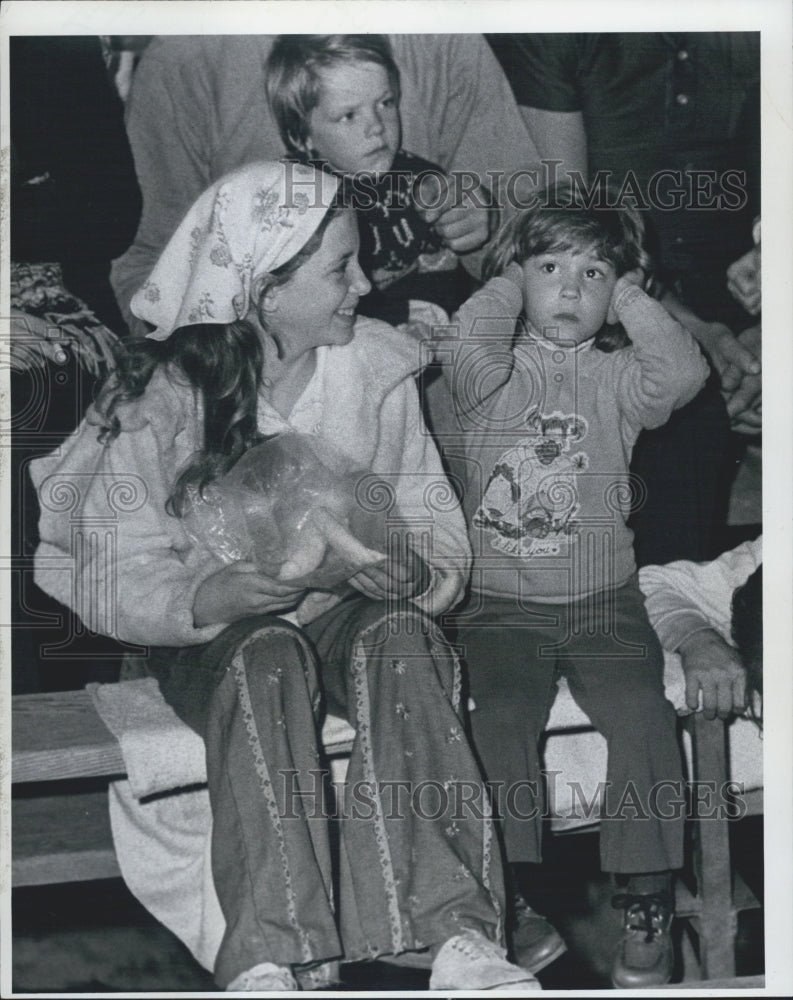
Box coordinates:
[87,678,206,798]
[640,536,762,652]
[130,161,340,340]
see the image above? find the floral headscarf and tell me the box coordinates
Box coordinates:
[131,161,341,341]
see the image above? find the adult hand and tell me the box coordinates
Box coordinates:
[722,325,761,435]
[726,245,761,316]
[691,320,761,395]
[349,542,431,602]
[414,171,497,255]
[678,629,746,720]
[9,310,70,370]
[193,562,306,627]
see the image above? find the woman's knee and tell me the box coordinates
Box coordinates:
[346,602,442,659]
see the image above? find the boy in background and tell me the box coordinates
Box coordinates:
[266,35,493,324]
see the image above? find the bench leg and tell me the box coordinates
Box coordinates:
[690,713,736,980]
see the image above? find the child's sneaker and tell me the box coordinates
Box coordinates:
[429,929,542,991]
[225,961,297,991]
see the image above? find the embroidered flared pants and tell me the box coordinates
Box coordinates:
[147,596,504,987]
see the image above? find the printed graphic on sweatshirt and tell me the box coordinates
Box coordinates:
[474,411,589,558]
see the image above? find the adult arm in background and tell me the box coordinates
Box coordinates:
[723,233,762,434]
[110,36,287,337]
[640,537,762,718]
[394,34,541,265]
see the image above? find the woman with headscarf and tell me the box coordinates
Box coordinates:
[30,161,539,993]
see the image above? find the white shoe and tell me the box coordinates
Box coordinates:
[429,929,542,991]
[225,961,298,991]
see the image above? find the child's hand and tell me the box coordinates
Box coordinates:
[606,268,645,325]
[415,171,496,254]
[348,544,431,602]
[193,561,306,627]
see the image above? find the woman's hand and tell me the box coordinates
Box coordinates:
[193,561,306,627]
[348,544,431,602]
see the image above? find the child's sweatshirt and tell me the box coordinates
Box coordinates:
[436,274,709,603]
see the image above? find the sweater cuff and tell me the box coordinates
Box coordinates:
[612,283,646,316]
[496,266,525,305]
[652,609,716,652]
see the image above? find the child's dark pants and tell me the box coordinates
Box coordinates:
[454,576,685,876]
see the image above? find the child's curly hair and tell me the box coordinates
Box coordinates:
[483,182,653,352]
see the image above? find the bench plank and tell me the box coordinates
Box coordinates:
[12,790,120,887]
[13,690,126,783]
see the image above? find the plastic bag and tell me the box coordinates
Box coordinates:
[182,433,387,590]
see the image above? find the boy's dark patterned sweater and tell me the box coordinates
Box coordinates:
[341,149,475,324]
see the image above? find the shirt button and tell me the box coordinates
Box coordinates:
[677,49,689,61]
[676,93,690,106]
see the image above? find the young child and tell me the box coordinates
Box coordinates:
[31,162,539,993]
[431,184,710,988]
[265,34,490,325]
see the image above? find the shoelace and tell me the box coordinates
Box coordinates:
[512,889,531,919]
[611,893,671,944]
[451,932,504,961]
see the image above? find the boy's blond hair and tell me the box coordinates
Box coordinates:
[266,35,401,156]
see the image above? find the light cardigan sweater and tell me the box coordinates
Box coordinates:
[31,319,471,648]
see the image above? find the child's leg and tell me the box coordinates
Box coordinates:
[556,581,682,986]
[556,578,684,875]
[453,596,559,865]
[305,596,508,960]
[146,615,340,989]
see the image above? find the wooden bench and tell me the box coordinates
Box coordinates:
[11,687,354,887]
[12,686,761,981]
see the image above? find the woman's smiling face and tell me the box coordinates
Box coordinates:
[262,210,372,361]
